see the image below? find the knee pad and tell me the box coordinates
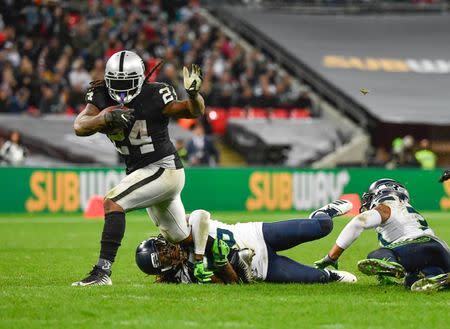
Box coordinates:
[317,216,333,236]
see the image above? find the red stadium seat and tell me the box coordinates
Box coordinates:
[178,118,196,130]
[248,107,268,119]
[207,107,228,135]
[228,107,247,118]
[270,108,290,119]
[290,108,310,119]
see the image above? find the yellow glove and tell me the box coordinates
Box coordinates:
[183,64,202,98]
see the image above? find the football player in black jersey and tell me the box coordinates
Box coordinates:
[72,50,210,286]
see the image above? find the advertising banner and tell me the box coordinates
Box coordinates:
[1,167,448,213]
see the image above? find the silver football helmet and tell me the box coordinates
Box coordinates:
[360,178,410,212]
[105,50,145,104]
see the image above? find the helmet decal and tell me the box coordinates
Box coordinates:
[105,50,145,104]
[150,252,160,268]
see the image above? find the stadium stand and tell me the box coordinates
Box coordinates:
[211,3,449,166]
[1,0,348,168]
[226,118,346,166]
[226,9,450,126]
[0,1,308,114]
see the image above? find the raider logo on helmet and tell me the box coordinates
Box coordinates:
[104,50,146,104]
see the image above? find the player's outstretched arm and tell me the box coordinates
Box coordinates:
[162,64,205,118]
[74,104,106,136]
[315,205,390,268]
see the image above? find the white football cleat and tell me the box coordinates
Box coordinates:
[327,269,358,283]
[309,200,353,219]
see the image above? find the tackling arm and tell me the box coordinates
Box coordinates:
[316,205,390,268]
[189,209,211,261]
[331,205,390,259]
[213,263,239,284]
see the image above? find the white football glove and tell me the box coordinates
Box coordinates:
[183,64,203,98]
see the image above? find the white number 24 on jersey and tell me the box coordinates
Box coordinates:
[115,120,154,155]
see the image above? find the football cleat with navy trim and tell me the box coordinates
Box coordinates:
[327,269,357,283]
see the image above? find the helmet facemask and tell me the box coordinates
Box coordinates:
[360,191,375,213]
[105,72,144,104]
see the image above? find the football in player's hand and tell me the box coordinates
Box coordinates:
[99,105,133,135]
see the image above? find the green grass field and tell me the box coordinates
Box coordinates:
[1,211,449,329]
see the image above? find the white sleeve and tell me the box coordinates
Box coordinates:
[335,209,382,250]
[189,209,211,255]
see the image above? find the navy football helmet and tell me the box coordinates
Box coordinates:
[135,235,186,275]
[360,178,410,212]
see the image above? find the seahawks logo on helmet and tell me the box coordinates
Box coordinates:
[135,235,186,276]
[360,178,410,213]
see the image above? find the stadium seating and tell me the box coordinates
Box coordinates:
[270,109,290,119]
[207,108,229,136]
[205,107,313,136]
[247,108,269,119]
[226,118,345,166]
[291,108,310,119]
[228,107,247,119]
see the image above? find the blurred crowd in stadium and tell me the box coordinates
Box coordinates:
[371,135,438,170]
[0,1,446,169]
[0,0,312,116]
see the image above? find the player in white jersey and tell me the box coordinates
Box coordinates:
[135,201,358,284]
[315,178,450,292]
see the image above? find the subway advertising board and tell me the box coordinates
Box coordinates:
[0,167,448,213]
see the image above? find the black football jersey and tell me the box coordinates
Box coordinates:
[85,82,183,174]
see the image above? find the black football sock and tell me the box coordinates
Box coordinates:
[96,258,112,274]
[98,211,126,272]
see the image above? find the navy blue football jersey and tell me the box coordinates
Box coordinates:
[85,82,183,173]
